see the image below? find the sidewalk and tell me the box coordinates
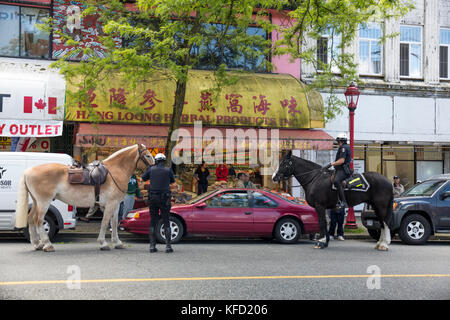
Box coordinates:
[60,217,450,241]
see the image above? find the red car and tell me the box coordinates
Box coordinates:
[120,188,319,244]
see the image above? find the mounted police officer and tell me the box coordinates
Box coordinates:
[142,153,175,253]
[330,133,352,209]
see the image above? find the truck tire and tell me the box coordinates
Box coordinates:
[399,214,431,245]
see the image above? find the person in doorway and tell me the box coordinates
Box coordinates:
[227,164,236,180]
[194,161,210,195]
[215,164,229,182]
[328,207,345,241]
[393,176,405,197]
[142,153,176,253]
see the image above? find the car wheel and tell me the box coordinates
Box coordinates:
[156,216,184,244]
[274,218,301,244]
[399,214,431,245]
[23,214,57,242]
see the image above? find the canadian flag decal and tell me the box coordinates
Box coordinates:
[24,96,57,114]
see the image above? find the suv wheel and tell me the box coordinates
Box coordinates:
[399,214,431,245]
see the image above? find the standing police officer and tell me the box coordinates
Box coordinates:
[330,133,352,209]
[142,153,175,253]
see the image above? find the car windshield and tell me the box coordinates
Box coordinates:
[402,180,446,197]
[187,190,217,204]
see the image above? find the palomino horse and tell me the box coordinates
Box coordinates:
[15,144,154,252]
[272,151,394,251]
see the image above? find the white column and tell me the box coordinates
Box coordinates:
[384,17,400,83]
[423,0,440,84]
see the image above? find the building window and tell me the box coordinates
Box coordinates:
[194,24,269,72]
[440,28,450,79]
[316,28,341,72]
[399,25,422,78]
[359,23,382,75]
[0,4,50,59]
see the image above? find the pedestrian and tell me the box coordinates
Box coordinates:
[194,161,210,195]
[121,174,141,221]
[227,164,236,180]
[328,207,345,241]
[235,172,256,188]
[215,163,228,182]
[393,176,405,197]
[142,153,176,253]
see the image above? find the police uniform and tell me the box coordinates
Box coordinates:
[142,155,175,253]
[334,143,352,207]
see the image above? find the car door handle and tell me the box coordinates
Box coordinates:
[245,211,252,215]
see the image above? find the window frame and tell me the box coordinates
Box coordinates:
[358,23,383,76]
[0,2,51,60]
[399,24,423,79]
[439,28,450,80]
[316,28,342,73]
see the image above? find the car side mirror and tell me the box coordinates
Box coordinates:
[195,202,207,209]
[440,191,450,200]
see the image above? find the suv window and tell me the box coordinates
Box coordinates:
[252,192,278,208]
[206,192,249,208]
[403,180,446,197]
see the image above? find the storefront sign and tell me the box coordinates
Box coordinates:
[66,70,324,129]
[0,69,65,137]
[0,120,63,137]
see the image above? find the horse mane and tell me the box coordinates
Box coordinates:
[104,145,137,161]
[291,154,322,170]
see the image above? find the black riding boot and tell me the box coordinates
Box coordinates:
[165,227,173,253]
[337,185,348,209]
[149,227,157,253]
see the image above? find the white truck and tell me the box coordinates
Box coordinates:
[0,152,77,240]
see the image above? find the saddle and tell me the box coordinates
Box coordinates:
[68,160,109,204]
[331,172,370,192]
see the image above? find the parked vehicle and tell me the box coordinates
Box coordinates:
[0,152,77,240]
[362,174,450,245]
[120,188,319,243]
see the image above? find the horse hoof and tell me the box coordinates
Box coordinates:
[34,244,44,251]
[377,246,389,251]
[114,244,125,249]
[43,246,55,252]
[100,245,111,251]
[313,242,327,249]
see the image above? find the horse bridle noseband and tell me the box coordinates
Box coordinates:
[136,147,153,168]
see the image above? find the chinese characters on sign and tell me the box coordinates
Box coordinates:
[140,89,162,110]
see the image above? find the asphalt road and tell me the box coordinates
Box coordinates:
[0,235,449,300]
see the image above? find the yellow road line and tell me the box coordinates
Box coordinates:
[1,274,450,286]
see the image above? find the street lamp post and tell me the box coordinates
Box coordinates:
[344,82,360,229]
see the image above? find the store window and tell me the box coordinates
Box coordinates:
[440,28,450,79]
[359,23,382,75]
[399,25,422,78]
[0,4,50,58]
[366,145,381,174]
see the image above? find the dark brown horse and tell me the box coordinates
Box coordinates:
[272,151,394,250]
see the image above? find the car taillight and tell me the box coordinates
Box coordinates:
[68,205,74,212]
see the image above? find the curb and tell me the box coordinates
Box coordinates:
[57,232,450,241]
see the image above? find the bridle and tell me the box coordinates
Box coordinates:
[136,147,154,169]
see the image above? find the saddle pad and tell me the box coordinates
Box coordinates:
[332,173,370,192]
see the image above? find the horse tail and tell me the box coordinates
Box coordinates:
[384,195,395,230]
[15,174,31,229]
